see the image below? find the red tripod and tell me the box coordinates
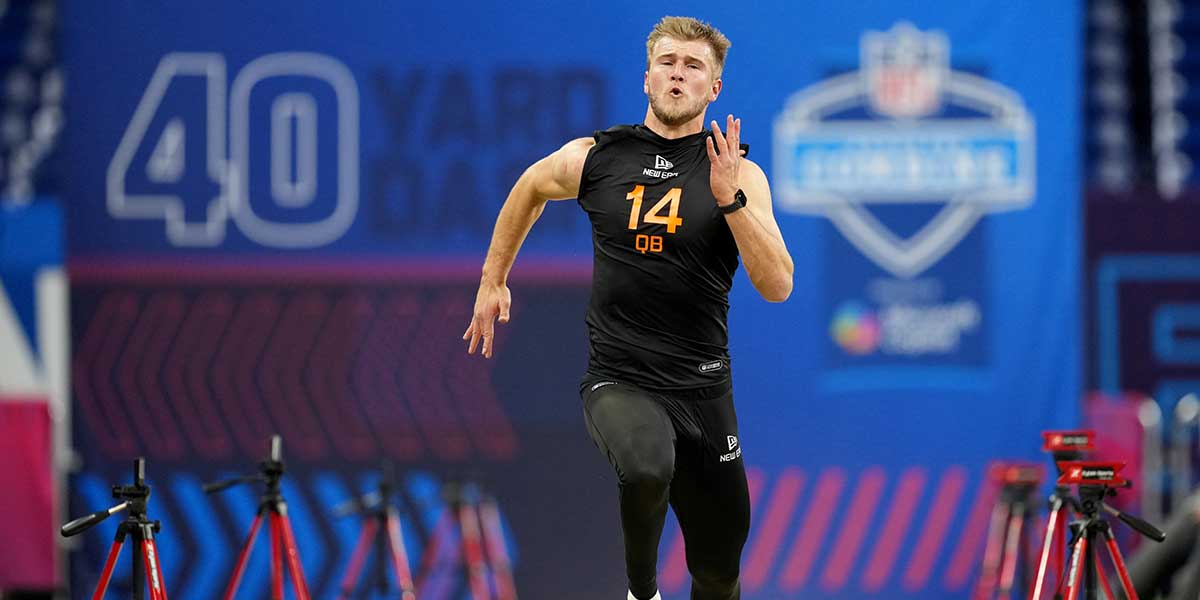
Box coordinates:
[61,458,170,600]
[1031,430,1094,600]
[1030,484,1075,600]
[333,469,417,600]
[974,462,1043,600]
[415,483,517,600]
[1057,461,1165,600]
[204,435,311,600]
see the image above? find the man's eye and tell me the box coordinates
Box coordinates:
[688,64,700,70]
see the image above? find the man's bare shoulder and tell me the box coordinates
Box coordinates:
[738,157,770,187]
[560,136,597,161]
[551,137,596,187]
[529,137,598,201]
[565,136,597,150]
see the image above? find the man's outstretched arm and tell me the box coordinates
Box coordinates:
[463,136,595,358]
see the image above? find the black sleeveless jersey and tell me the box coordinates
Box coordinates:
[577,124,746,389]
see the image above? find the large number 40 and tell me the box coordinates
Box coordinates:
[106,52,359,248]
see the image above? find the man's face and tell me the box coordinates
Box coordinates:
[644,37,721,127]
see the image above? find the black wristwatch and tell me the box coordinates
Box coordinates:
[719,189,747,215]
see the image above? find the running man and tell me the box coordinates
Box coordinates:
[464,16,793,600]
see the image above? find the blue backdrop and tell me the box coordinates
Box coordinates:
[61,1,1080,598]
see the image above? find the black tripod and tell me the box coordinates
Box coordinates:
[61,458,169,600]
[1059,465,1166,600]
[203,435,311,600]
[332,464,417,600]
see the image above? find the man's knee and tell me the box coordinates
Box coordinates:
[691,564,740,599]
[615,425,674,491]
[619,452,673,491]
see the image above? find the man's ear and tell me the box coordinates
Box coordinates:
[711,78,723,101]
[644,71,650,96]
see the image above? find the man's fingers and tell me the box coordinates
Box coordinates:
[733,117,741,148]
[463,323,473,341]
[482,331,494,358]
[482,319,495,358]
[468,327,480,354]
[711,120,728,156]
[706,136,718,161]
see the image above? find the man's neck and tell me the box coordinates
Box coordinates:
[643,107,707,140]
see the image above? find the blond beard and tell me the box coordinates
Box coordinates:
[649,91,707,128]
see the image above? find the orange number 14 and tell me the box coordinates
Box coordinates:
[626,185,684,234]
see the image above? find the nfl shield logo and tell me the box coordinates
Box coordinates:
[863,22,947,119]
[772,21,1035,278]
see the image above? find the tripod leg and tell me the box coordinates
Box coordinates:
[277,511,313,600]
[415,511,452,595]
[1064,532,1089,600]
[142,534,168,600]
[269,513,285,600]
[1054,508,1073,599]
[1092,554,1114,600]
[151,536,169,600]
[92,530,127,600]
[1023,507,1039,600]
[138,541,159,600]
[1100,528,1138,600]
[222,514,263,600]
[384,509,417,600]
[975,495,1012,600]
[998,501,1027,599]
[1032,500,1064,600]
[479,499,516,600]
[337,519,379,600]
[459,502,492,600]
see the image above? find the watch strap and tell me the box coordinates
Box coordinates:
[720,189,747,215]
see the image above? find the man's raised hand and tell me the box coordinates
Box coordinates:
[705,114,742,206]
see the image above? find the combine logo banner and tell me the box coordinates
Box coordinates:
[771,22,1044,376]
[773,22,1035,278]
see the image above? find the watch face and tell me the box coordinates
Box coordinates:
[735,189,747,205]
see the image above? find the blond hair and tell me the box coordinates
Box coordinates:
[645,16,731,78]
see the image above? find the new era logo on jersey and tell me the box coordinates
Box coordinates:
[643,155,679,179]
[720,435,742,462]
